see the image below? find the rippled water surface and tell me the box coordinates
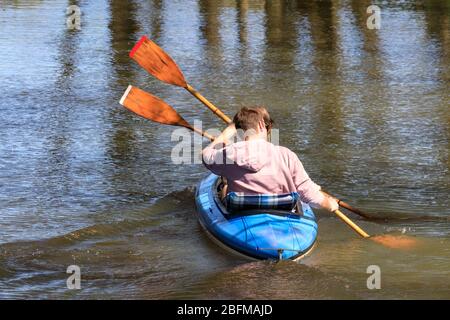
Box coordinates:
[0,0,449,299]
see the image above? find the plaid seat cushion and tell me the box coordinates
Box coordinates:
[225,192,299,211]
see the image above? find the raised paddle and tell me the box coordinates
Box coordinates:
[125,35,418,248]
[129,36,232,124]
[118,86,374,241]
[127,37,379,222]
[119,85,215,141]
[119,86,419,249]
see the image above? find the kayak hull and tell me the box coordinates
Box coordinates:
[195,174,318,261]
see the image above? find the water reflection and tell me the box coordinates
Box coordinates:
[236,0,249,46]
[0,0,449,299]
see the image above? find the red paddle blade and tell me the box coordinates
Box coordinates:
[130,36,187,88]
[119,85,190,128]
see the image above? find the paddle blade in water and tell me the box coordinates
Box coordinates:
[119,85,190,128]
[130,36,187,88]
[371,234,419,250]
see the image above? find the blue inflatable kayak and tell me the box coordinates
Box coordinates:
[195,174,318,261]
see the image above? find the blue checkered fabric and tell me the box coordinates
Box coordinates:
[225,192,299,211]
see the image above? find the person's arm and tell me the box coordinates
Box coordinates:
[290,152,338,212]
[205,123,236,149]
[201,124,236,175]
[317,193,339,212]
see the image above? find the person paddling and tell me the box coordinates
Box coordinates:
[202,106,338,213]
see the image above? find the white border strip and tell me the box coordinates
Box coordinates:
[119,85,133,105]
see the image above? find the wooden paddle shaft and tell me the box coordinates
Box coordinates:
[191,125,215,141]
[337,200,372,219]
[334,209,370,238]
[322,191,373,220]
[186,84,232,124]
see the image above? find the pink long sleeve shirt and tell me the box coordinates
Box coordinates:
[202,139,325,207]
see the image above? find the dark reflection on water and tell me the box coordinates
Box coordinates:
[0,0,449,299]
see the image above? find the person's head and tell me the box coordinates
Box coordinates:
[233,106,273,140]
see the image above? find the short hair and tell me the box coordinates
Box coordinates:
[233,106,273,132]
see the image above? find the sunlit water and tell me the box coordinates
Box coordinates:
[0,0,449,299]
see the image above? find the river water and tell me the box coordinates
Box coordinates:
[0,0,449,299]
